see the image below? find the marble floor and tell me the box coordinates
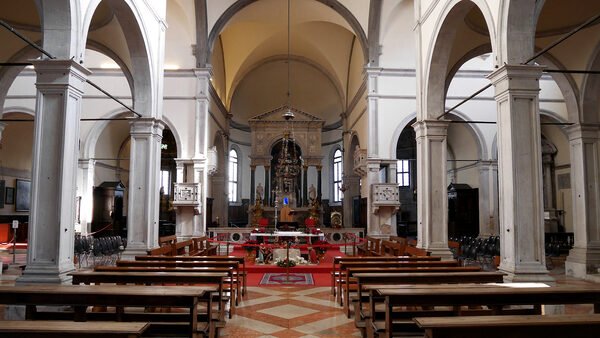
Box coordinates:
[221,286,360,337]
[0,254,598,337]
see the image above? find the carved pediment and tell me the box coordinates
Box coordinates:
[249,106,324,124]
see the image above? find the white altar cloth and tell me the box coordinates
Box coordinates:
[273,248,301,262]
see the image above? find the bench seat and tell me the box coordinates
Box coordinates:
[0,320,149,338]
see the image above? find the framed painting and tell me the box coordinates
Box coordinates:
[5,187,14,205]
[15,179,31,212]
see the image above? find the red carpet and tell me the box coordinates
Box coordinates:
[231,247,345,287]
[248,272,331,287]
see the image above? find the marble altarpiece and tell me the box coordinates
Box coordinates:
[248,107,325,226]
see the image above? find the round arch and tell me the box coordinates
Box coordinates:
[580,42,600,123]
[228,54,346,111]
[81,0,154,117]
[424,0,497,119]
[205,0,368,66]
[82,109,133,159]
[499,0,537,64]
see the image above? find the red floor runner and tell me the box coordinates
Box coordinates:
[232,246,343,286]
[247,272,331,287]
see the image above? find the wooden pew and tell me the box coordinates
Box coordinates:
[0,284,213,338]
[0,320,150,338]
[174,239,195,255]
[192,236,219,256]
[331,256,441,298]
[147,244,175,256]
[70,270,227,337]
[337,260,460,305]
[414,314,600,338]
[115,260,240,312]
[0,320,149,337]
[94,265,239,312]
[344,266,482,318]
[375,283,600,338]
[135,255,247,296]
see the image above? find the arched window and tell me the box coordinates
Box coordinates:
[333,148,343,202]
[228,149,238,202]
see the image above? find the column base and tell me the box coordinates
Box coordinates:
[565,246,600,278]
[121,246,152,261]
[16,266,74,285]
[499,262,554,283]
[426,247,454,260]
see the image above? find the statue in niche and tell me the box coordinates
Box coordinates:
[256,183,264,201]
[308,184,317,202]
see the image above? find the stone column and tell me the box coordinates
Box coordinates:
[78,159,96,235]
[413,120,453,259]
[0,122,6,143]
[302,165,308,206]
[17,60,90,284]
[250,166,256,205]
[488,65,551,282]
[193,159,205,235]
[478,161,499,236]
[317,165,323,200]
[121,118,164,260]
[265,166,270,206]
[366,68,380,157]
[565,124,600,278]
[343,175,360,228]
[193,68,212,235]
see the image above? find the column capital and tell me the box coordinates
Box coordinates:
[412,119,450,138]
[30,59,91,93]
[193,67,213,78]
[487,64,545,96]
[78,158,96,168]
[129,117,166,135]
[565,123,600,141]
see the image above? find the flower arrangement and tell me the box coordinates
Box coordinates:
[276,257,297,268]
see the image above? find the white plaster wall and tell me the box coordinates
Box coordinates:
[380,0,417,68]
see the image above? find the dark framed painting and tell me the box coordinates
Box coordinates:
[5,187,14,205]
[15,179,31,212]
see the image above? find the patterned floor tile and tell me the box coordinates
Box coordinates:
[258,304,319,319]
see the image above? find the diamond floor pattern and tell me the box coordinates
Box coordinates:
[220,286,360,337]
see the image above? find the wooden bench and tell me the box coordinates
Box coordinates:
[0,284,214,338]
[0,320,150,338]
[331,256,441,298]
[375,283,600,338]
[356,236,383,256]
[414,314,600,338]
[192,236,219,256]
[115,260,240,312]
[70,271,227,337]
[94,265,239,312]
[344,266,482,318]
[337,260,460,305]
[357,271,505,336]
[135,255,247,295]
